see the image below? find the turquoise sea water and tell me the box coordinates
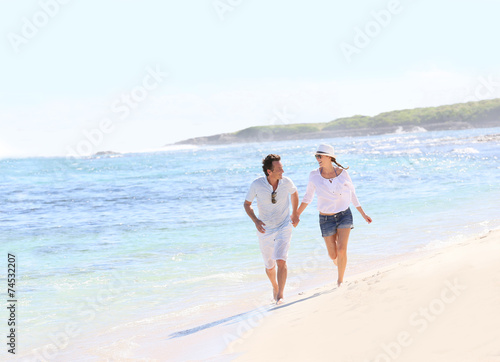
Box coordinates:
[1,127,499,360]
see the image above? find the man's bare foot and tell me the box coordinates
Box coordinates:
[273,286,279,301]
[337,281,343,288]
[276,298,285,305]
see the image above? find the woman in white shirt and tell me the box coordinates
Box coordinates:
[297,144,372,287]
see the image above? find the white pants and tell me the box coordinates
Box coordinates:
[257,222,293,269]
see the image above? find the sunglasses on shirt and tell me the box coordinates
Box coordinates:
[271,191,277,204]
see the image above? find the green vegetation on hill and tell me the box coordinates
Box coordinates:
[235,124,323,137]
[323,115,371,130]
[324,98,500,130]
[175,98,500,145]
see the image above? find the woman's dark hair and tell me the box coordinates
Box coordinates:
[331,157,349,170]
[262,154,281,175]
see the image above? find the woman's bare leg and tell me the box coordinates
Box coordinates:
[333,233,338,265]
[323,234,338,266]
[336,228,351,286]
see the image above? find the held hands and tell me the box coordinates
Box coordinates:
[254,219,266,233]
[291,212,300,227]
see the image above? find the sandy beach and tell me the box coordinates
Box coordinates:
[224,229,500,362]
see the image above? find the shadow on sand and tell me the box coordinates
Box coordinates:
[167,287,336,339]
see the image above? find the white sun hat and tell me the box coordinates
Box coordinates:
[315,144,336,158]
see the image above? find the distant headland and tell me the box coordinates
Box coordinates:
[172,98,500,146]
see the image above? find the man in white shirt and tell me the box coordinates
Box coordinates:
[244,154,299,304]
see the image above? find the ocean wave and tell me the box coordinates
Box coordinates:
[103,300,233,333]
[417,220,499,252]
[385,148,422,155]
[394,126,428,134]
[451,147,479,154]
[475,134,500,143]
[172,272,246,285]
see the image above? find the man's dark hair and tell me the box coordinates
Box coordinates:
[262,154,281,176]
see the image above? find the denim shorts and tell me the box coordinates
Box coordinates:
[319,208,353,237]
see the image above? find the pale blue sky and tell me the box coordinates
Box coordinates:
[1,0,499,157]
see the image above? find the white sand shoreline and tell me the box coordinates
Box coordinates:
[222,228,500,362]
